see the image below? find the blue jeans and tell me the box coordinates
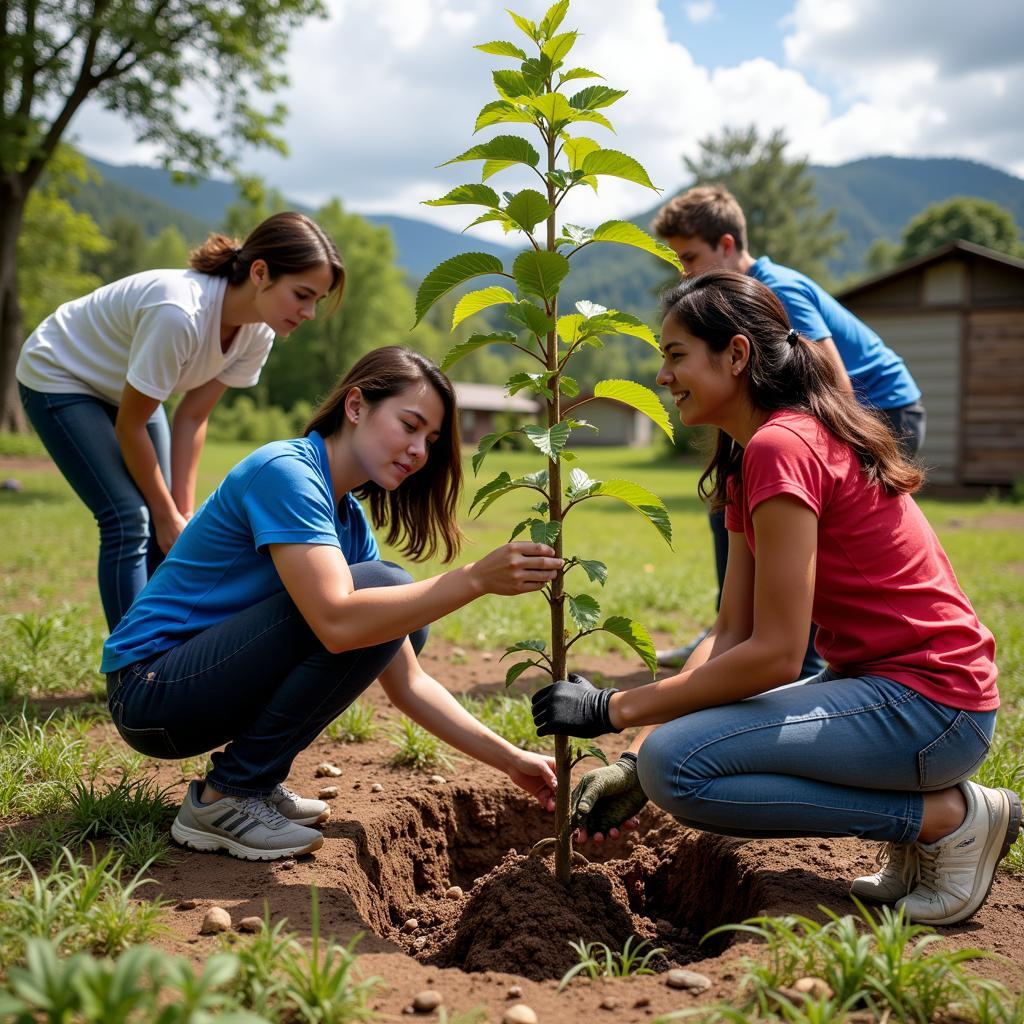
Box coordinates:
[105,561,427,798]
[19,384,170,630]
[637,672,996,843]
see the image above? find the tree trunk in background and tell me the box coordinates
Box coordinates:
[0,177,28,432]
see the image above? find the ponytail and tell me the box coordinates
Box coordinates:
[661,271,923,509]
[189,211,345,312]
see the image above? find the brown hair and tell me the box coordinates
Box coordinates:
[660,270,923,509]
[652,185,748,251]
[189,211,345,313]
[305,346,464,562]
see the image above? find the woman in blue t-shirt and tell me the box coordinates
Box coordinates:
[103,345,563,861]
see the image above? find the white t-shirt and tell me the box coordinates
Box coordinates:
[16,270,275,405]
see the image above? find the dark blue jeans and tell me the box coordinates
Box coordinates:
[106,561,427,797]
[19,384,170,630]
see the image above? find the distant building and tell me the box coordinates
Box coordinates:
[837,241,1024,490]
[452,382,539,445]
[566,394,653,448]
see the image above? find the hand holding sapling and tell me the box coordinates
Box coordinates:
[532,672,620,738]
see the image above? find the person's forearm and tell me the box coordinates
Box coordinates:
[170,412,207,516]
[115,422,178,524]
[610,634,802,729]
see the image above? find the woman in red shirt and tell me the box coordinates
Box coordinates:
[531,270,1020,926]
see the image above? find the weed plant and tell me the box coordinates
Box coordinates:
[655,901,1022,1024]
[322,700,378,744]
[558,935,667,990]
[457,692,551,751]
[387,717,457,773]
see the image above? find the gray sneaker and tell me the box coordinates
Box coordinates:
[850,842,919,903]
[896,781,1022,926]
[655,628,710,669]
[268,782,330,826]
[171,780,324,860]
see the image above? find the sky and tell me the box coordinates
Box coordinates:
[72,0,1024,237]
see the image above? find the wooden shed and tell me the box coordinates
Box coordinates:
[836,241,1024,489]
[451,382,539,445]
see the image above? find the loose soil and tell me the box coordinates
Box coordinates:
[12,642,1024,1022]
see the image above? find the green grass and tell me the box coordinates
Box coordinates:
[558,935,667,990]
[457,692,551,752]
[322,700,378,744]
[386,717,456,773]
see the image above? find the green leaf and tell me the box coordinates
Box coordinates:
[523,421,571,459]
[542,30,577,65]
[505,189,553,233]
[507,9,538,40]
[586,309,660,350]
[441,330,518,372]
[599,615,657,675]
[452,286,516,329]
[525,92,576,130]
[423,184,500,208]
[507,370,555,400]
[578,743,610,766]
[506,300,556,337]
[590,479,673,546]
[563,136,601,172]
[414,253,506,325]
[569,593,601,631]
[581,151,658,191]
[442,134,540,172]
[557,313,584,344]
[577,558,608,585]
[570,109,616,133]
[470,472,514,515]
[540,0,570,37]
[493,69,533,100]
[521,56,551,92]
[530,519,561,546]
[474,100,536,132]
[594,379,674,441]
[591,220,682,269]
[569,85,628,110]
[567,466,598,498]
[559,375,580,397]
[504,638,548,657]
[472,430,520,475]
[471,469,549,516]
[559,67,603,84]
[513,249,570,300]
[560,224,594,248]
[505,661,542,686]
[475,40,528,59]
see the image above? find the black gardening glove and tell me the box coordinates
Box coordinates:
[570,752,648,837]
[531,672,620,739]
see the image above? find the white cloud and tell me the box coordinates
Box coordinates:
[684,1,716,24]
[68,0,1024,235]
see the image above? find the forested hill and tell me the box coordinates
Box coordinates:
[79,153,1024,299]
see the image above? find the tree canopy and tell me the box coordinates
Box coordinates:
[898,196,1023,262]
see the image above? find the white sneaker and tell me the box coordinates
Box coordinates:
[896,781,1021,926]
[850,843,919,903]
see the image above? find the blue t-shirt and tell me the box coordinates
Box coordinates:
[101,431,379,672]
[747,256,921,410]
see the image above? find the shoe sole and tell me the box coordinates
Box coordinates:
[908,787,1022,926]
[849,879,908,904]
[170,820,324,861]
[286,809,331,827]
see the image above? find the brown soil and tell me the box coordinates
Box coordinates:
[13,641,1024,1022]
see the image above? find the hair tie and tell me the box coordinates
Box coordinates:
[786,329,799,347]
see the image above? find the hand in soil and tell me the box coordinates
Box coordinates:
[570,754,647,844]
[503,750,557,811]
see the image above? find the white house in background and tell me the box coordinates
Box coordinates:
[451,382,539,444]
[566,394,653,447]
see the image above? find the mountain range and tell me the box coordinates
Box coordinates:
[76,154,1024,290]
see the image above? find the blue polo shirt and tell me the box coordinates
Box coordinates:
[101,431,379,672]
[748,257,921,410]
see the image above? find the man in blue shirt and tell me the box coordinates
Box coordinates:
[651,185,925,672]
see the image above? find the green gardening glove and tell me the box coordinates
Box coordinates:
[569,752,648,838]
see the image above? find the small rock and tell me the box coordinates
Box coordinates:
[444,885,463,899]
[279,860,295,871]
[238,916,263,933]
[318,786,339,799]
[315,762,342,777]
[371,783,384,793]
[2,478,22,492]
[481,651,493,661]
[200,907,232,934]
[413,935,427,949]
[506,985,522,999]
[666,969,712,992]
[175,899,198,911]
[428,774,447,785]
[402,918,419,933]
[600,997,618,1010]
[503,1006,537,1024]
[412,990,442,1012]
[794,977,834,1000]
[634,997,651,1009]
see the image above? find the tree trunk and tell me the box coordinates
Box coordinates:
[0,177,28,432]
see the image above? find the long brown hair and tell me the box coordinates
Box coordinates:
[305,347,464,562]
[660,270,923,509]
[189,211,345,313]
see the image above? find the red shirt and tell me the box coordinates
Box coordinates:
[725,410,998,711]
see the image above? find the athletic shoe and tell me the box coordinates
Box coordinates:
[896,781,1022,926]
[655,628,710,669]
[268,782,330,826]
[171,780,324,861]
[850,843,919,903]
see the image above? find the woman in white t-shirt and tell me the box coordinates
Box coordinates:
[17,211,344,629]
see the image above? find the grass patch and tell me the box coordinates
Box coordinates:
[387,717,456,773]
[322,700,378,744]
[457,692,551,752]
[558,935,667,990]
